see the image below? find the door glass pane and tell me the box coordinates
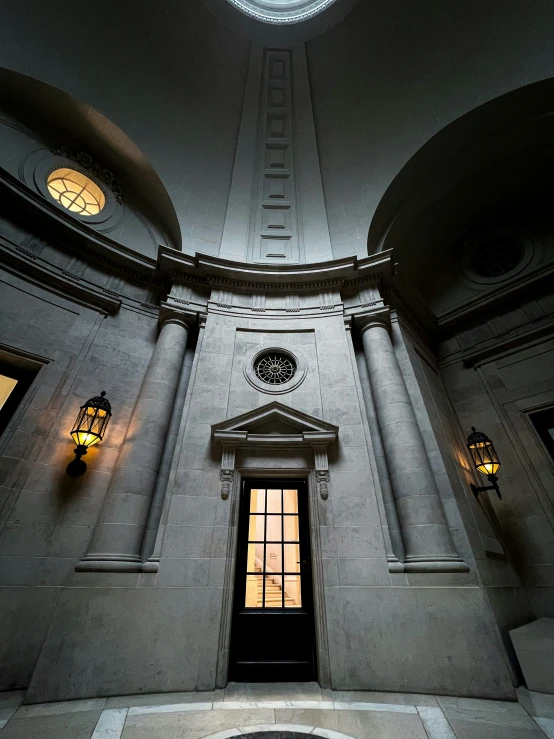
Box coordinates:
[266,488,282,513]
[266,515,282,541]
[250,488,265,513]
[283,488,298,513]
[247,543,264,572]
[264,575,283,608]
[248,515,265,541]
[284,575,302,607]
[0,375,17,410]
[284,543,300,572]
[283,516,299,541]
[245,574,262,608]
[243,484,302,609]
[266,541,282,572]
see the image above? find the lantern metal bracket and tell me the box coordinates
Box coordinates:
[471,474,502,500]
[66,445,88,478]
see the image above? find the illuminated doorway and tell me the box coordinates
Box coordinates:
[229,479,316,681]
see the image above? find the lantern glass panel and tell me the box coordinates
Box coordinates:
[71,401,110,448]
[469,439,500,476]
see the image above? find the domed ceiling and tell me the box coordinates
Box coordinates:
[226,0,338,24]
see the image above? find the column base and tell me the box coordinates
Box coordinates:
[75,555,144,573]
[142,557,160,573]
[402,558,470,573]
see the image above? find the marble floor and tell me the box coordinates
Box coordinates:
[0,683,553,739]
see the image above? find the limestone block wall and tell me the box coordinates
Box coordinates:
[0,274,159,689]
[395,318,536,672]
[16,281,515,701]
[441,326,554,620]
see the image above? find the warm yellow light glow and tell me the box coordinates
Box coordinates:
[71,430,101,448]
[244,487,302,608]
[0,375,18,410]
[469,440,500,476]
[477,460,500,476]
[47,168,106,216]
[86,406,107,417]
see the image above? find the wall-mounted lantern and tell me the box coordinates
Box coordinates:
[467,426,502,499]
[66,391,112,477]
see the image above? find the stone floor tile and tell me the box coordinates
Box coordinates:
[288,701,334,709]
[534,717,554,739]
[274,708,428,739]
[15,697,107,718]
[213,690,226,703]
[107,692,215,708]
[445,718,547,739]
[121,708,276,739]
[128,702,213,715]
[223,682,323,701]
[0,709,103,739]
[436,695,526,716]
[417,706,456,738]
[518,688,554,720]
[323,690,438,707]
[213,701,260,710]
[91,708,128,739]
[199,730,242,739]
[0,691,25,724]
[333,701,416,713]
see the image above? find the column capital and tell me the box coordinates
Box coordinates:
[159,302,198,331]
[355,308,391,336]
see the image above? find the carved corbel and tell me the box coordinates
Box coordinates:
[220,442,238,500]
[313,443,330,500]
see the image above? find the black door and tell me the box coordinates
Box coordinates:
[229,478,316,681]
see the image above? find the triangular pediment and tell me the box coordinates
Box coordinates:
[212,401,338,441]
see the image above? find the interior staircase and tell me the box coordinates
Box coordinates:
[254,566,295,607]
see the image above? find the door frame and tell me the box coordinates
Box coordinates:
[216,466,330,687]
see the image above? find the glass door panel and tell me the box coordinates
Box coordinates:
[245,485,302,609]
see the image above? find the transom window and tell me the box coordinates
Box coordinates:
[245,487,302,609]
[47,168,106,216]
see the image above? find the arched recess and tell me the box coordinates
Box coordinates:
[0,67,181,257]
[367,78,554,307]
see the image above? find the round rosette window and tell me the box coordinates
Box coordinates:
[255,352,296,385]
[244,347,307,394]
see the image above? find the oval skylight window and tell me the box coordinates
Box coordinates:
[226,0,339,24]
[47,168,106,216]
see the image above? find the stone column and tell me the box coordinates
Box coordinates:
[77,307,193,572]
[358,312,468,572]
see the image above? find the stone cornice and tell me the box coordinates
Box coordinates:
[0,239,121,315]
[436,259,554,336]
[158,246,394,292]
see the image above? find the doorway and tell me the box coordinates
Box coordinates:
[229,478,316,681]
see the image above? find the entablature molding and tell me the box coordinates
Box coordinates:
[212,402,338,500]
[0,238,121,315]
[158,245,394,295]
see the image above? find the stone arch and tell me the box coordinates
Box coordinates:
[367,77,554,295]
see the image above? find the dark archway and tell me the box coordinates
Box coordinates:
[368,78,554,295]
